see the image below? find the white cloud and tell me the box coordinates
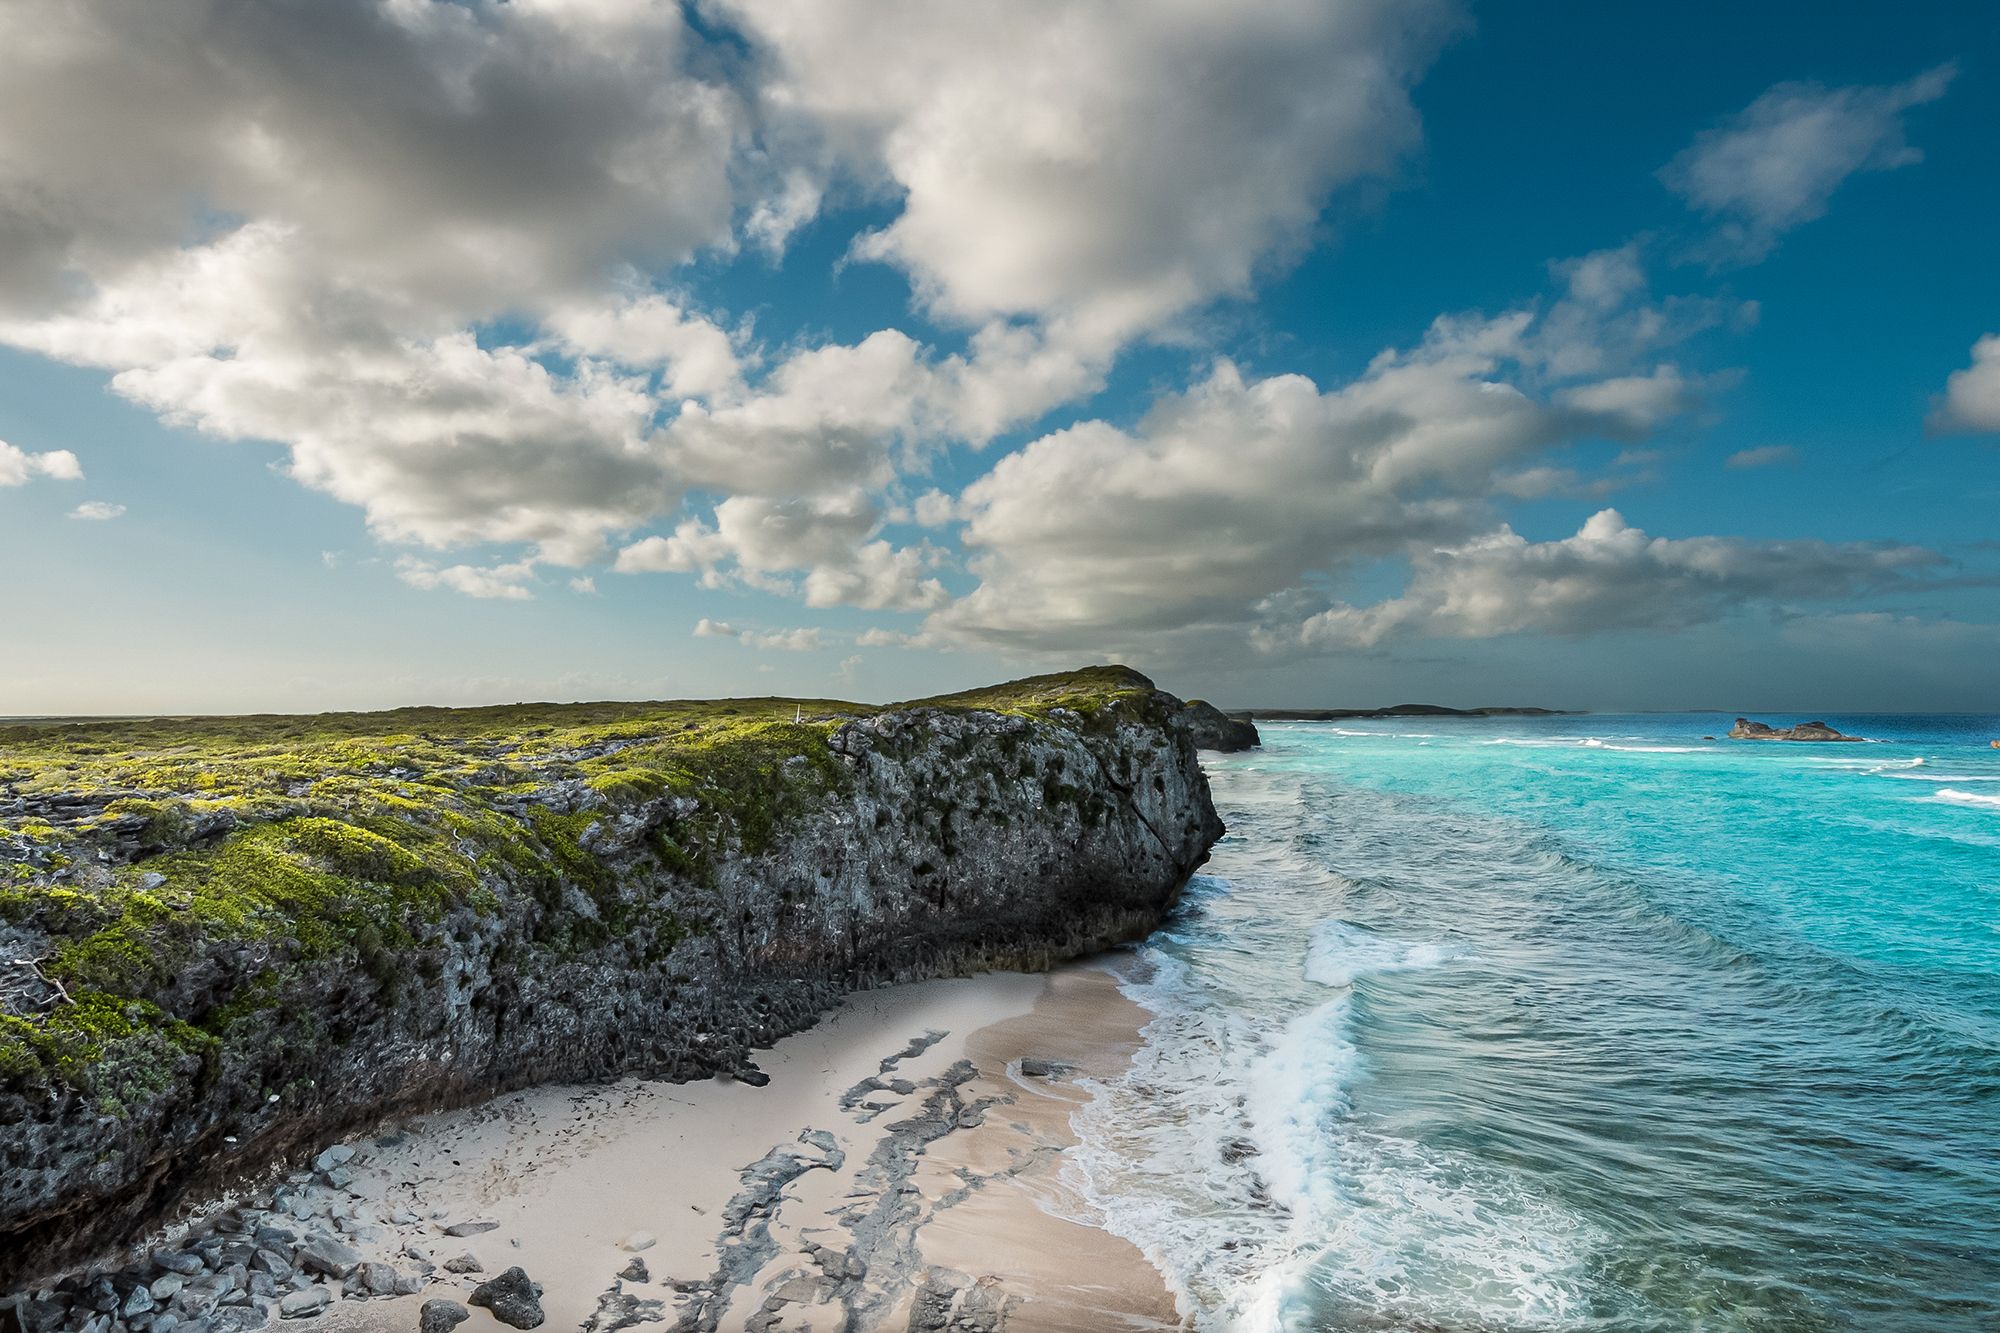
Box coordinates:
[0,440,83,485]
[0,0,1479,615]
[720,0,1460,345]
[568,575,599,595]
[615,490,946,610]
[397,557,537,601]
[1661,65,1954,260]
[930,297,1713,655]
[1930,333,2000,435]
[691,617,822,650]
[857,628,916,648]
[546,294,745,400]
[1268,509,1941,650]
[1725,444,1800,469]
[69,500,125,520]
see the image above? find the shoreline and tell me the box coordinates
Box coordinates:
[120,960,1181,1333]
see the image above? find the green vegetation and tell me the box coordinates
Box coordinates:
[0,668,1161,1101]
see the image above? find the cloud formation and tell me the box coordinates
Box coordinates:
[1930,334,2000,435]
[722,0,1460,345]
[693,618,824,651]
[0,439,83,486]
[69,500,125,521]
[1266,509,1943,650]
[930,269,1720,656]
[1661,65,1954,260]
[1725,445,1799,469]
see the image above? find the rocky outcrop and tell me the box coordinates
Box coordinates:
[1179,701,1260,752]
[1727,718,1866,743]
[0,668,1222,1290]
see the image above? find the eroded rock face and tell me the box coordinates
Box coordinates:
[0,676,1222,1288]
[1728,718,1866,743]
[1179,701,1260,752]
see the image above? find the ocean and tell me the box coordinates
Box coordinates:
[1064,713,2000,1331]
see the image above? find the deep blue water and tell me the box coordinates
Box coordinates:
[1066,714,2000,1331]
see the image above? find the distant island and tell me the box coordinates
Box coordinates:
[1230,704,1569,721]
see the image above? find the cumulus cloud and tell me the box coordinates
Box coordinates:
[69,500,125,520]
[397,557,537,601]
[1661,65,1954,260]
[692,618,823,651]
[1268,510,1942,650]
[930,278,1718,656]
[1930,334,2000,435]
[721,0,1462,346]
[615,490,947,610]
[0,440,83,486]
[1726,444,1800,469]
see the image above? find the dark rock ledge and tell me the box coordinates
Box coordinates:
[0,666,1222,1294]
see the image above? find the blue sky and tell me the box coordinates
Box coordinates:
[2,0,1997,714]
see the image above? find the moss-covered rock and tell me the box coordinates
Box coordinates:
[0,666,1220,1287]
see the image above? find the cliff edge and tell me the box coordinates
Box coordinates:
[0,666,1221,1287]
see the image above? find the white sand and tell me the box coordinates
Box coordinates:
[296,963,1177,1333]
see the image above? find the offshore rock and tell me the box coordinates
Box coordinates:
[1728,717,1866,743]
[0,667,1221,1288]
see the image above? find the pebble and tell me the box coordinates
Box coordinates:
[620,1233,656,1253]
[442,1220,500,1237]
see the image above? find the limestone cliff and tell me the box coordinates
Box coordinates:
[0,667,1221,1288]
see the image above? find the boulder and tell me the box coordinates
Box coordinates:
[468,1268,545,1330]
[278,1288,331,1320]
[295,1232,361,1278]
[419,1300,470,1333]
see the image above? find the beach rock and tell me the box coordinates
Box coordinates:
[441,1220,499,1237]
[357,1261,400,1295]
[617,1257,649,1283]
[418,1299,469,1333]
[1016,1058,1071,1079]
[1728,717,1866,743]
[311,1146,356,1175]
[278,1288,331,1319]
[468,1268,544,1330]
[582,1290,664,1333]
[156,1252,207,1277]
[732,1064,771,1088]
[295,1232,361,1278]
[442,1253,484,1274]
[1179,700,1261,752]
[620,1232,656,1253]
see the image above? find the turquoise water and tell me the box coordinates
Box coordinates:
[1066,715,2000,1331]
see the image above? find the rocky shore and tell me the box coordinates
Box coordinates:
[0,667,1223,1308]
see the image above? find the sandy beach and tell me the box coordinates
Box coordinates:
[264,961,1180,1333]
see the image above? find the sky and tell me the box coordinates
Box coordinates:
[2,0,1998,716]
